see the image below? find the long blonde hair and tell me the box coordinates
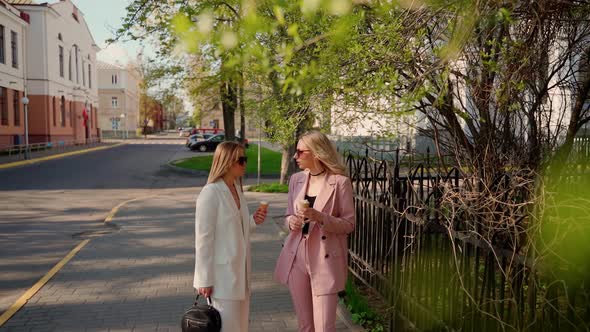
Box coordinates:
[207,141,245,185]
[299,131,347,176]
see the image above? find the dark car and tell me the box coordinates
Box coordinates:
[190,134,249,152]
[186,133,213,147]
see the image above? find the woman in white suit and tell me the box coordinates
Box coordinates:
[194,141,267,332]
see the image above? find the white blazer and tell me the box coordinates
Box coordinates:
[193,179,257,300]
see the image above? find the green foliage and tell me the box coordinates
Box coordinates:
[247,183,289,193]
[343,279,385,332]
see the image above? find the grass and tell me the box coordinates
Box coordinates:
[247,183,289,193]
[173,144,282,175]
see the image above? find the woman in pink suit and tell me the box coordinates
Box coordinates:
[274,131,356,332]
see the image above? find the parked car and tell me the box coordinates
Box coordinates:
[186,133,213,147]
[190,134,249,152]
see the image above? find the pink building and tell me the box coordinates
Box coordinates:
[4,0,100,145]
[0,0,28,146]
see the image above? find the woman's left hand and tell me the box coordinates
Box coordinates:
[300,207,324,225]
[253,207,267,225]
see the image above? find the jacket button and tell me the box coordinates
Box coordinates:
[325,254,329,258]
[321,236,326,240]
[281,244,284,247]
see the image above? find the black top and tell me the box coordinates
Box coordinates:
[302,194,316,235]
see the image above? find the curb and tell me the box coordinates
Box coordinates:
[0,143,125,170]
[164,161,210,176]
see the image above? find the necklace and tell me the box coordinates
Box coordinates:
[310,169,326,176]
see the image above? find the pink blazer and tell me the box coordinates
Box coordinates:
[273,170,356,295]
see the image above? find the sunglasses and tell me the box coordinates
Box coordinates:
[237,156,248,165]
[294,149,311,158]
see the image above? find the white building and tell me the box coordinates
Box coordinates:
[9,0,100,143]
[97,61,140,138]
[0,0,27,146]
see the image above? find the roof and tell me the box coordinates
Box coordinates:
[97,61,124,70]
[5,0,37,4]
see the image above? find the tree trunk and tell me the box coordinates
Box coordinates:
[280,144,298,184]
[220,80,236,141]
[279,109,311,184]
[239,74,246,141]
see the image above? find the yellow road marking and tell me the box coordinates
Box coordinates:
[0,194,158,326]
[104,195,157,223]
[0,143,126,170]
[0,239,91,327]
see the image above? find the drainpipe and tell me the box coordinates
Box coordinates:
[22,16,29,159]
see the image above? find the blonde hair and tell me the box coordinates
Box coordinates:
[299,131,347,176]
[207,141,246,185]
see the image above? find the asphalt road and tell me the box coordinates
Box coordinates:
[0,141,210,314]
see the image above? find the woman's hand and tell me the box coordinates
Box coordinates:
[300,207,324,225]
[253,207,267,225]
[288,215,304,231]
[198,286,213,297]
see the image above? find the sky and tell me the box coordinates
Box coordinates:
[70,0,191,114]
[72,0,154,66]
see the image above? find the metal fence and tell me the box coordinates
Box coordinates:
[345,149,590,332]
[0,138,102,160]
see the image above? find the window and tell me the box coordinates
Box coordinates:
[60,96,66,127]
[0,88,7,125]
[52,96,57,126]
[0,25,4,64]
[112,75,118,85]
[111,97,118,108]
[13,91,19,126]
[88,64,92,88]
[89,104,92,128]
[69,101,74,126]
[59,46,64,77]
[11,31,17,68]
[58,33,62,41]
[74,45,79,83]
[82,60,86,86]
[68,51,72,81]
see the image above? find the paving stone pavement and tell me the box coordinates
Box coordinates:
[0,188,351,332]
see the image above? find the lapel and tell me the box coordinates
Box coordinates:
[217,180,239,214]
[308,173,336,233]
[313,173,336,214]
[293,171,309,213]
[236,182,249,239]
[292,171,337,234]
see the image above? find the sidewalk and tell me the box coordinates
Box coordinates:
[0,188,352,331]
[0,142,118,166]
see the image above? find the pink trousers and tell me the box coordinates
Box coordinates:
[288,237,338,332]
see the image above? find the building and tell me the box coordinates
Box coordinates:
[9,0,100,144]
[0,0,28,146]
[97,61,140,138]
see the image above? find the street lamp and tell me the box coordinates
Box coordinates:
[120,113,127,139]
[21,96,30,160]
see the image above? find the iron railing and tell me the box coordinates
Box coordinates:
[0,138,102,159]
[345,149,590,332]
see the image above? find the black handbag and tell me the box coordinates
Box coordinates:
[181,295,222,332]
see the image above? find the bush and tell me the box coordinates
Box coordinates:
[247,183,288,193]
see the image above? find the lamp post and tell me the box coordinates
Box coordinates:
[120,113,127,139]
[21,96,30,160]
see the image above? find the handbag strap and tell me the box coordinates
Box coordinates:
[194,294,213,306]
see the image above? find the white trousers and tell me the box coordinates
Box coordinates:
[211,295,250,332]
